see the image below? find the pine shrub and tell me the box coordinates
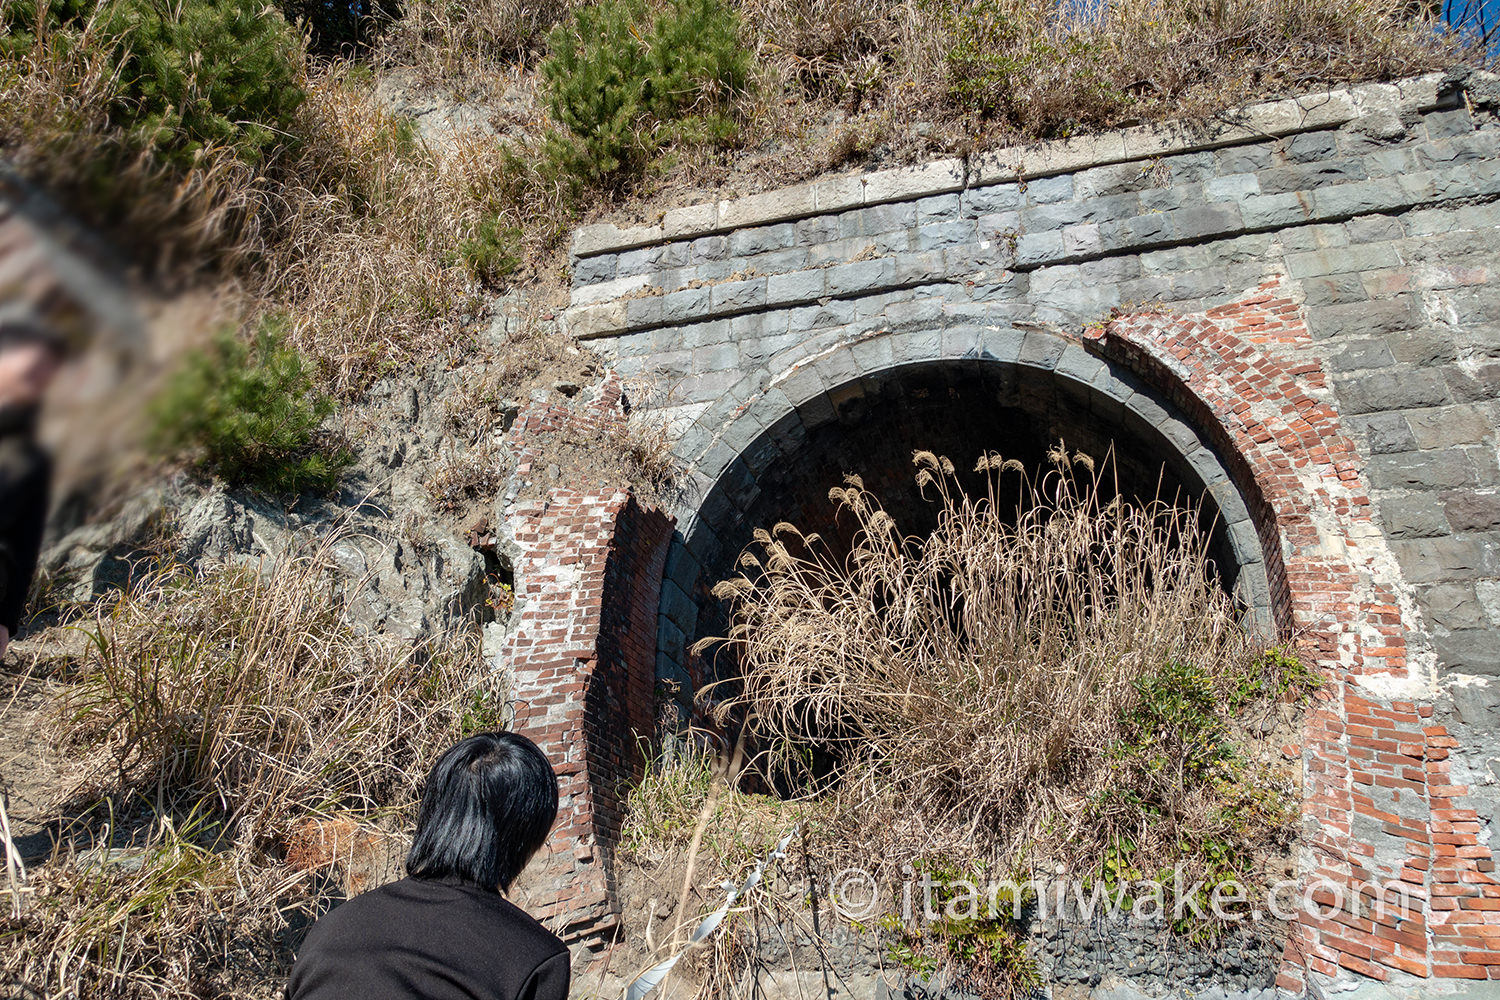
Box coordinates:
[106,0,305,165]
[2,0,306,165]
[540,0,749,190]
[149,319,350,496]
[459,216,524,283]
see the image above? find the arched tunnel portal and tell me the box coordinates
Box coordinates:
[654,334,1279,714]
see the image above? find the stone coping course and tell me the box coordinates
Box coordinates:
[570,74,1460,260]
[563,72,1500,341]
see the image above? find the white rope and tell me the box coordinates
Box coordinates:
[624,825,799,1000]
[0,787,28,919]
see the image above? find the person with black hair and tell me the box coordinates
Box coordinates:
[285,731,570,1000]
[0,319,67,661]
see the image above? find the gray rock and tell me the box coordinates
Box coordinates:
[1450,679,1500,727]
[1442,490,1500,533]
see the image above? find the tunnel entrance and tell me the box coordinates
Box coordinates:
[656,354,1274,717]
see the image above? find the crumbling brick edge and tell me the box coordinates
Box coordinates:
[1089,280,1500,987]
[500,376,675,947]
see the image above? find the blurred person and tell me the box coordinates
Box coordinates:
[0,320,66,660]
[285,731,570,1000]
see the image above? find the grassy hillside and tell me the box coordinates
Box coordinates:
[0,0,1471,396]
[0,0,1481,995]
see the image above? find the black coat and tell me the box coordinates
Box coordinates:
[0,406,49,635]
[285,876,571,1000]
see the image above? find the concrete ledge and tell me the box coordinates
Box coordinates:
[571,74,1453,260]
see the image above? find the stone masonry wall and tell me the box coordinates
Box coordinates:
[553,72,1500,989]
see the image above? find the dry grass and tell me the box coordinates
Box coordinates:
[0,25,563,396]
[622,739,798,871]
[426,439,507,516]
[0,536,500,998]
[248,77,581,396]
[615,737,814,1000]
[5,0,1471,400]
[364,0,1468,221]
[600,406,684,508]
[726,0,1465,187]
[936,0,1455,139]
[0,16,269,274]
[698,447,1291,888]
[6,809,302,1000]
[60,543,485,842]
[448,307,600,416]
[612,447,1306,996]
[424,310,601,519]
[253,68,486,396]
[382,0,574,93]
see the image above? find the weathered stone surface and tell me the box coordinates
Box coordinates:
[1443,490,1500,532]
[1350,412,1417,454]
[1424,582,1488,631]
[1337,370,1451,413]
[1370,449,1487,490]
[1392,533,1500,583]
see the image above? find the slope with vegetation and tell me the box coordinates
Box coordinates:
[0,0,1484,995]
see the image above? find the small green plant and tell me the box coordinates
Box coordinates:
[1226,646,1322,709]
[620,742,719,855]
[1119,660,1234,783]
[1085,652,1305,938]
[459,217,523,284]
[149,318,350,496]
[460,687,510,734]
[539,0,749,191]
[886,858,1040,998]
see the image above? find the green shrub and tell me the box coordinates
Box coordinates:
[105,0,306,165]
[1088,654,1311,935]
[1119,660,1234,784]
[149,319,350,496]
[0,0,92,54]
[3,0,306,165]
[540,0,749,190]
[459,216,523,283]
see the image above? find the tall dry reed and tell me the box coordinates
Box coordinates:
[700,447,1265,875]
